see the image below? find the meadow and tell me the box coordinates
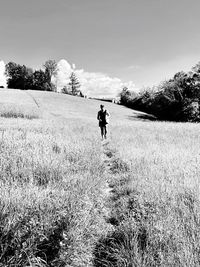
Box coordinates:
[0,89,200,266]
[103,121,200,266]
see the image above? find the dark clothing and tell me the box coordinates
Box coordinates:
[97,110,108,127]
[97,108,110,139]
[99,121,106,127]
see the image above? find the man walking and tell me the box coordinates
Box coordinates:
[97,104,110,140]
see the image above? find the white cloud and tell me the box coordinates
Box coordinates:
[76,70,125,98]
[53,59,136,97]
[77,70,137,97]
[0,60,7,88]
[52,59,72,91]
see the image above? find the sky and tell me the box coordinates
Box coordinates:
[1,0,200,94]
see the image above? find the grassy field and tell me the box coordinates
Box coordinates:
[104,122,200,266]
[0,89,200,266]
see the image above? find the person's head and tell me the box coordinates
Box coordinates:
[100,104,104,111]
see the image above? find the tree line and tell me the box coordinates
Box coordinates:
[5,60,82,96]
[120,61,200,122]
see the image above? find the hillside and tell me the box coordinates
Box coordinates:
[0,89,200,266]
[27,89,149,122]
[0,88,150,120]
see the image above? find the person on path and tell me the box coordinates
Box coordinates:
[97,104,110,140]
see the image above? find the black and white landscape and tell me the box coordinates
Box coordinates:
[1,1,200,266]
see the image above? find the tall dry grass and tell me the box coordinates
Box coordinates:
[0,117,110,266]
[94,121,200,266]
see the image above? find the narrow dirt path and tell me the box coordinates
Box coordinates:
[92,137,132,266]
[101,140,116,197]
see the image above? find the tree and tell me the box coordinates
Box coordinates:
[5,62,21,88]
[43,60,57,91]
[32,70,46,90]
[5,62,33,89]
[23,67,34,89]
[68,72,81,95]
[120,87,136,106]
[192,62,200,74]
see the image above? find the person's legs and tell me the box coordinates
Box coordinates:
[100,124,108,140]
[104,126,107,139]
[102,126,107,139]
[100,126,104,139]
